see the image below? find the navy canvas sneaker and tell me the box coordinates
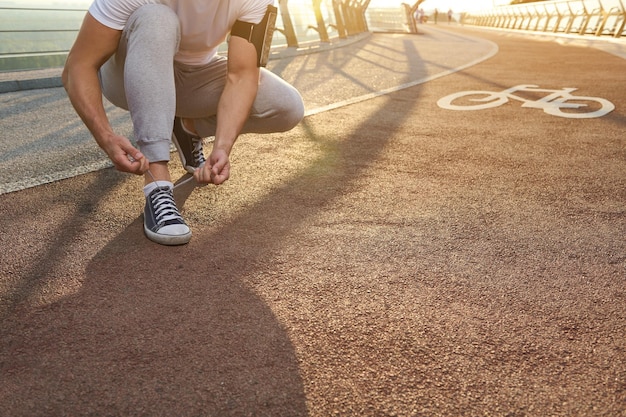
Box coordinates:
[143,182,192,245]
[172,117,206,174]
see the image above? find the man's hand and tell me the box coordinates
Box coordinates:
[194,148,231,185]
[101,134,149,175]
[194,35,258,186]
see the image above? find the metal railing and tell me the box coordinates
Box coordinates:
[463,0,626,38]
[0,5,86,71]
[0,1,373,72]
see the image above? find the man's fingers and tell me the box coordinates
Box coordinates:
[194,163,213,184]
[124,149,148,174]
[210,163,230,185]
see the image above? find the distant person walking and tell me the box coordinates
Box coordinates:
[447,9,453,24]
[434,8,439,24]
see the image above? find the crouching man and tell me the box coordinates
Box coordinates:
[63,0,304,245]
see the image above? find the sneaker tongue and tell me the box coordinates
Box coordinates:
[143,181,174,197]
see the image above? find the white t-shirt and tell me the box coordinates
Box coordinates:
[89,0,274,65]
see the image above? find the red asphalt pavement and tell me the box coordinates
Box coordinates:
[0,26,624,416]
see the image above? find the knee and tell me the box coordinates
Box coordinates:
[276,88,305,132]
[257,70,305,132]
[127,4,180,46]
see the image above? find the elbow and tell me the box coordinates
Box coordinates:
[61,52,72,89]
[61,54,82,91]
[61,56,74,91]
[61,67,69,90]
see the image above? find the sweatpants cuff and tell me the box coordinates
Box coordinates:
[138,138,172,163]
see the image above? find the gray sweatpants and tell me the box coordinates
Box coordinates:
[99,4,305,163]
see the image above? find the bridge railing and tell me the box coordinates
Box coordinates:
[0,4,86,71]
[0,0,372,72]
[463,0,626,38]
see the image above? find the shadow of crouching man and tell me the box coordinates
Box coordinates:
[1,218,308,416]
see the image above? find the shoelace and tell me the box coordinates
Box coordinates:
[192,138,206,166]
[145,168,196,191]
[150,187,184,225]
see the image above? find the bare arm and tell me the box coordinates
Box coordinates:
[194,35,260,185]
[62,13,148,174]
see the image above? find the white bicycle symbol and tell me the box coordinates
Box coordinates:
[437,84,615,119]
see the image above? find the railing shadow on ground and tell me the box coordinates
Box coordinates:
[0,35,427,415]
